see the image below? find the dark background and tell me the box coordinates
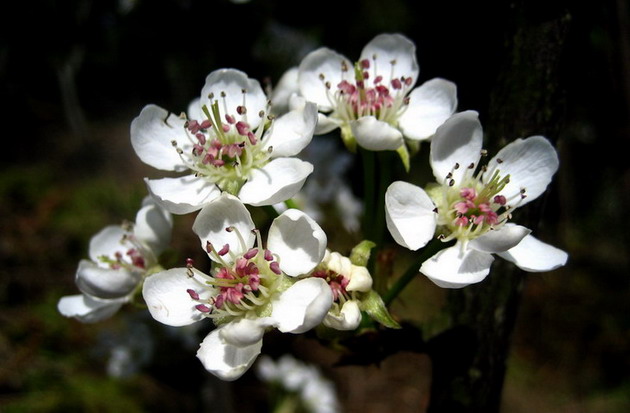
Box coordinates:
[1,0,629,411]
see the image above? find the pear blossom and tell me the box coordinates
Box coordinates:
[57,197,172,322]
[142,194,332,380]
[130,68,318,214]
[312,250,372,330]
[257,354,341,413]
[385,111,568,288]
[297,33,457,152]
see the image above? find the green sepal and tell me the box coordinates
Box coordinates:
[424,182,442,202]
[396,144,410,172]
[340,124,357,153]
[358,290,401,329]
[349,240,376,267]
[406,139,421,156]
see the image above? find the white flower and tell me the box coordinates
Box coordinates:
[142,194,332,380]
[257,354,341,413]
[130,68,318,214]
[57,197,172,322]
[297,33,457,151]
[385,111,568,288]
[312,250,372,330]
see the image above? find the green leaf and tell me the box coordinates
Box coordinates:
[359,290,401,329]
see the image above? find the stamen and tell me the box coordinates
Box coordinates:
[196,304,211,313]
[269,261,281,275]
[244,248,258,259]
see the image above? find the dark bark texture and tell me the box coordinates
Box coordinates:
[427,4,571,412]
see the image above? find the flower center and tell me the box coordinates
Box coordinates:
[99,223,154,272]
[320,57,412,125]
[312,269,350,303]
[173,92,273,195]
[184,227,284,324]
[431,160,525,244]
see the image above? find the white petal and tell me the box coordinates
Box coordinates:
[385,181,437,250]
[267,209,327,277]
[420,245,494,288]
[57,294,126,323]
[497,234,568,272]
[271,278,333,333]
[346,265,373,292]
[130,104,189,172]
[75,260,140,299]
[196,327,262,381]
[192,194,255,259]
[238,158,313,207]
[187,97,203,122]
[88,226,127,264]
[142,268,212,326]
[263,101,317,157]
[315,113,342,134]
[145,175,220,215]
[219,317,273,347]
[200,69,267,129]
[352,117,404,151]
[484,135,559,208]
[323,300,361,331]
[430,111,483,185]
[270,67,299,115]
[298,47,352,111]
[397,78,458,141]
[360,33,419,86]
[134,200,173,254]
[469,224,531,253]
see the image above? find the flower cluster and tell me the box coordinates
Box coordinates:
[58,32,567,387]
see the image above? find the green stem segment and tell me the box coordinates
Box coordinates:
[361,148,376,241]
[262,205,280,219]
[383,239,454,306]
[284,198,300,210]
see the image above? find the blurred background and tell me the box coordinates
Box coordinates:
[1,0,629,412]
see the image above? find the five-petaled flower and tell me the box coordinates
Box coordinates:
[58,197,172,322]
[385,111,568,288]
[131,68,318,214]
[296,33,457,153]
[142,194,332,380]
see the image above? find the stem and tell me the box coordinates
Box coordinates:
[284,198,300,210]
[360,148,376,241]
[373,151,391,248]
[262,205,280,219]
[371,151,393,293]
[383,239,453,306]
